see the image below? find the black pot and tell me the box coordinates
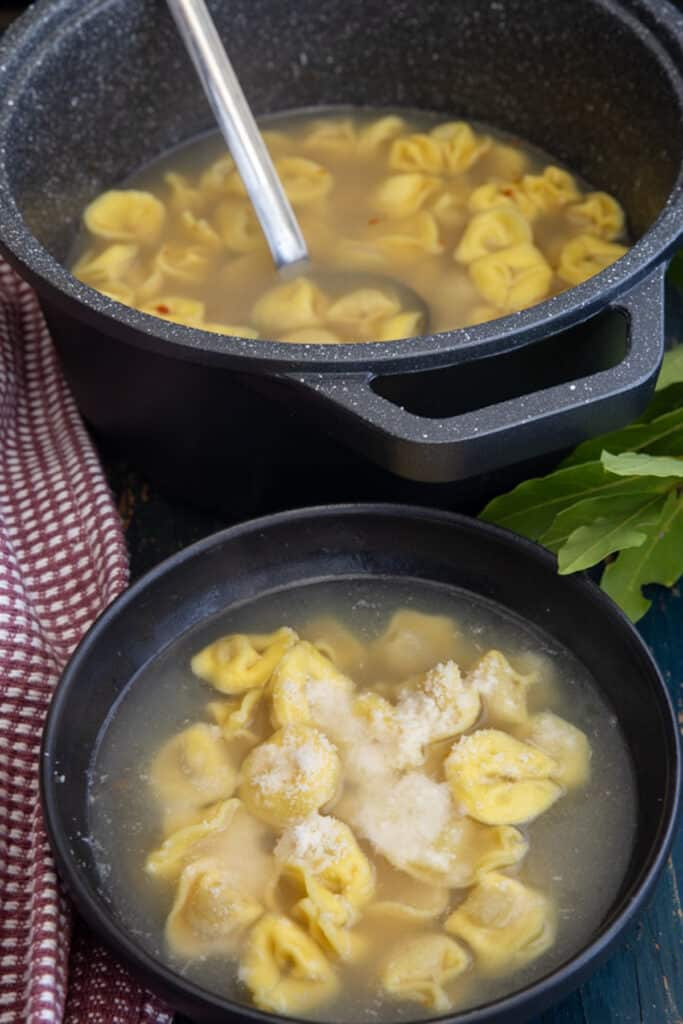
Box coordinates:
[41,504,681,1024]
[0,1,682,511]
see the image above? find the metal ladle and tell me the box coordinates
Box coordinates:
[166,0,430,337]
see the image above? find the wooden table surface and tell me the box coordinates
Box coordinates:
[105,457,683,1024]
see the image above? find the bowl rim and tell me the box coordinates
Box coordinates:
[40,502,682,1024]
[1,0,683,375]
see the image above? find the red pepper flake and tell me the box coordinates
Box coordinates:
[501,188,514,197]
[368,217,381,226]
[156,304,170,314]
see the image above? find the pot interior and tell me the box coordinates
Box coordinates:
[42,506,679,1022]
[4,0,683,267]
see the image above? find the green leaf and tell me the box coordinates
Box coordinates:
[655,344,683,391]
[637,382,683,423]
[539,489,667,552]
[601,490,683,620]
[561,405,683,468]
[601,450,683,478]
[479,461,674,540]
[556,494,664,573]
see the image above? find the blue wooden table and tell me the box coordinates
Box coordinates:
[111,472,682,1024]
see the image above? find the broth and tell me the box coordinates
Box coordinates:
[70,107,629,342]
[89,577,636,1021]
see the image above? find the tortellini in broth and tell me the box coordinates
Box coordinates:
[71,109,629,342]
[139,606,600,1020]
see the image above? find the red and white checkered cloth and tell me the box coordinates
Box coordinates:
[0,259,173,1024]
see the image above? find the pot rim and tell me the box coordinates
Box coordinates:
[40,502,681,1024]
[1,0,683,374]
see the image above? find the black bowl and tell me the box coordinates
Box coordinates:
[1,0,683,501]
[41,504,680,1024]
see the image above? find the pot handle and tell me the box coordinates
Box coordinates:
[282,265,666,484]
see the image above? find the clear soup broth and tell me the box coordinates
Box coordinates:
[89,577,636,1022]
[70,107,629,342]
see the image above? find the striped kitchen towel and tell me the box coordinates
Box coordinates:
[0,258,172,1024]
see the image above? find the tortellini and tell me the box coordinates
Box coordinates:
[523,711,592,788]
[142,610,595,1018]
[191,627,297,694]
[469,242,553,312]
[252,279,329,333]
[240,913,339,1013]
[381,934,470,1010]
[568,191,625,240]
[166,857,262,958]
[74,112,629,341]
[275,157,333,206]
[84,189,165,246]
[370,609,460,679]
[150,723,237,831]
[454,207,532,264]
[558,234,628,285]
[375,173,441,218]
[431,121,491,174]
[445,872,557,975]
[240,724,341,827]
[269,641,353,729]
[445,729,562,825]
[468,648,536,726]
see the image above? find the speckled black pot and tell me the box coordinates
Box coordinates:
[0,0,682,510]
[41,505,681,1024]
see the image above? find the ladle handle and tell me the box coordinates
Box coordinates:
[166,0,308,270]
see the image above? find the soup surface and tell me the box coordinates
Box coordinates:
[89,578,636,1021]
[71,108,629,343]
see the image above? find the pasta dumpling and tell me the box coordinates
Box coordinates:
[299,616,367,675]
[155,242,214,285]
[381,933,471,1011]
[557,234,627,285]
[252,279,329,333]
[164,172,206,215]
[270,641,354,729]
[240,724,341,827]
[84,189,166,246]
[326,288,402,336]
[72,243,139,290]
[179,210,223,250]
[207,688,265,743]
[166,857,262,958]
[375,310,425,341]
[198,154,236,197]
[303,118,356,157]
[445,872,556,975]
[191,627,297,695]
[405,816,528,888]
[374,173,441,219]
[150,722,237,828]
[389,134,444,174]
[240,913,339,1013]
[521,166,580,213]
[454,207,532,264]
[214,198,266,253]
[469,242,552,312]
[523,711,591,788]
[431,121,491,174]
[275,157,333,205]
[356,115,406,154]
[370,609,460,679]
[280,328,342,344]
[468,649,536,726]
[374,211,443,262]
[567,191,625,240]
[145,797,240,880]
[275,814,375,916]
[445,729,562,825]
